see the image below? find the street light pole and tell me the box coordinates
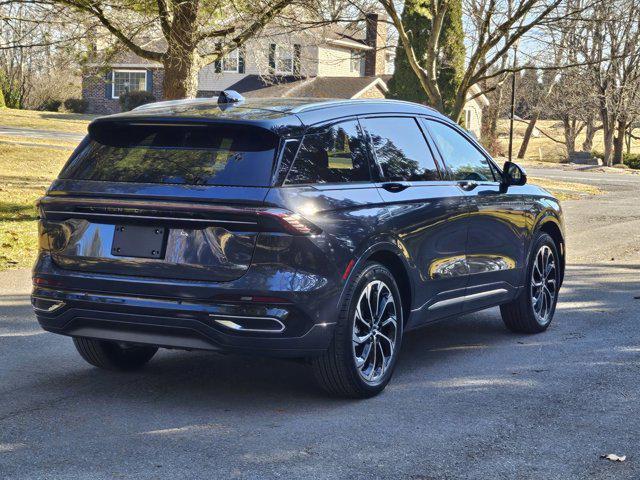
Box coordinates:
[508,42,520,162]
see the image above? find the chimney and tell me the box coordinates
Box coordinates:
[364,12,387,76]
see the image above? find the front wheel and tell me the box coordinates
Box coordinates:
[312,262,403,398]
[73,337,158,371]
[501,232,560,333]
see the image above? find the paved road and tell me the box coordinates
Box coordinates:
[1,168,639,479]
[0,126,85,142]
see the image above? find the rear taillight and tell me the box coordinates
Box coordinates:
[257,208,321,235]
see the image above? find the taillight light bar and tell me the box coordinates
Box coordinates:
[257,208,322,235]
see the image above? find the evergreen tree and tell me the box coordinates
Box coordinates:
[387,0,465,119]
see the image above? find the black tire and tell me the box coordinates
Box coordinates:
[501,232,560,333]
[73,337,158,371]
[312,262,404,398]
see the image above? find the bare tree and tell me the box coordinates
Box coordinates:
[3,0,300,99]
[0,2,87,107]
[577,0,640,165]
[377,0,568,121]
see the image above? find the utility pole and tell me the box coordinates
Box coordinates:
[508,41,520,162]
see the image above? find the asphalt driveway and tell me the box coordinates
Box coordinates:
[1,168,639,479]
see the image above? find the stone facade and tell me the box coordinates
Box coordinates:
[356,83,386,99]
[82,67,164,114]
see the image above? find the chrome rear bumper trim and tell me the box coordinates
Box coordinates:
[210,314,286,333]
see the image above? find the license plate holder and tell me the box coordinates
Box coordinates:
[112,225,167,259]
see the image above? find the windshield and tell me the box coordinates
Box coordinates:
[60,123,278,187]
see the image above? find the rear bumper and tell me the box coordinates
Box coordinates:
[32,255,340,357]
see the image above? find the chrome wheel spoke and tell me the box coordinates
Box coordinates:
[355,341,373,368]
[353,331,372,345]
[377,341,386,377]
[377,331,394,350]
[367,337,378,380]
[381,315,397,329]
[377,295,394,322]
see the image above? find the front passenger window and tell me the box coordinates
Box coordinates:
[426,120,495,182]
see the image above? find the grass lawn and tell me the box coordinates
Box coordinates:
[497,119,640,163]
[528,176,602,201]
[0,141,75,270]
[0,107,96,134]
[0,108,91,270]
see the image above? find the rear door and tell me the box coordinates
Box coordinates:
[359,116,471,325]
[265,118,386,283]
[423,118,527,311]
[41,121,281,282]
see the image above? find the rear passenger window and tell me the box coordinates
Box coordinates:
[426,120,495,182]
[285,120,370,185]
[361,117,439,182]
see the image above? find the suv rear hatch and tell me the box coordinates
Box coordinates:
[40,120,284,282]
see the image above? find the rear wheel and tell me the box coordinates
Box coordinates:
[312,262,403,398]
[73,337,158,371]
[501,232,560,333]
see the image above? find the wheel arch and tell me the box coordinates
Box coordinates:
[535,217,565,287]
[340,242,414,327]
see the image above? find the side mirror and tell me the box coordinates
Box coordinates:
[502,161,527,186]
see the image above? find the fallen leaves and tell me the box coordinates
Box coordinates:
[601,453,626,462]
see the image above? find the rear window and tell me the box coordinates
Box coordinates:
[60,123,278,186]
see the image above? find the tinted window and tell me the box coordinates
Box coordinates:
[361,117,439,181]
[285,120,370,184]
[426,120,495,181]
[60,123,277,186]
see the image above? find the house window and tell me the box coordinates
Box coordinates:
[465,108,473,129]
[350,50,362,73]
[276,45,294,74]
[112,70,147,99]
[222,49,239,73]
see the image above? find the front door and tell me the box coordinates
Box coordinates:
[423,119,526,312]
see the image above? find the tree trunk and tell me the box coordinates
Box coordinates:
[162,0,200,100]
[613,118,626,165]
[563,115,577,159]
[163,50,199,99]
[517,111,540,159]
[599,96,615,166]
[582,117,597,152]
[602,127,614,166]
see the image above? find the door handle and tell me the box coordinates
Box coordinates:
[381,182,410,192]
[458,181,478,191]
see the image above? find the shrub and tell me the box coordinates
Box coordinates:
[38,99,62,112]
[0,88,5,108]
[625,153,640,169]
[119,90,156,111]
[63,98,88,113]
[591,150,640,169]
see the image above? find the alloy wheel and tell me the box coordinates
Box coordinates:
[352,280,398,385]
[531,245,557,325]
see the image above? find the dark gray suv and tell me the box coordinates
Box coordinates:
[32,95,565,398]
